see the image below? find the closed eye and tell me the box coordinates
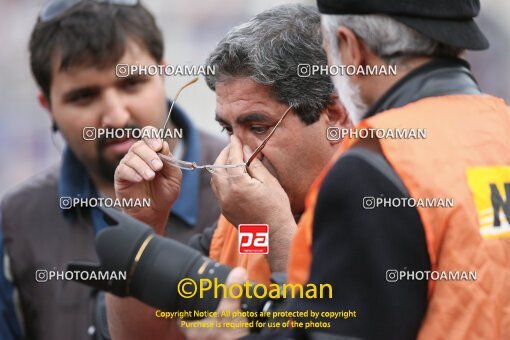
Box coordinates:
[220,125,233,136]
[250,125,270,135]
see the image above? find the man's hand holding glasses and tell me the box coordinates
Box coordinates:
[114,77,197,234]
[114,127,182,235]
[210,133,296,272]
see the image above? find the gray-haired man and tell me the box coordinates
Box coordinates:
[105,4,349,339]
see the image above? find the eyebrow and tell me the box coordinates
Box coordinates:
[60,73,149,102]
[215,112,272,126]
[116,74,148,85]
[61,86,100,102]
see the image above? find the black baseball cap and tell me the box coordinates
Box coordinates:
[317,0,489,50]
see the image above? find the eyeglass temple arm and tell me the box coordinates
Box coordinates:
[245,105,293,167]
[161,77,199,142]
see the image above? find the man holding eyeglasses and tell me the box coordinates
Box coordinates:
[181,0,510,339]
[106,4,350,339]
[0,1,225,339]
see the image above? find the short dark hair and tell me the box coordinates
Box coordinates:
[205,4,335,125]
[29,1,164,100]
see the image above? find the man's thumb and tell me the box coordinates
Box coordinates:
[226,267,248,286]
[159,141,183,181]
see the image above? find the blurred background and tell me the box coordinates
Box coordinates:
[0,0,509,196]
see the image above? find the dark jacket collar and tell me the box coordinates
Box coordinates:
[364,57,481,119]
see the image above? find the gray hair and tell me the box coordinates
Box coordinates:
[205,4,335,125]
[321,14,464,65]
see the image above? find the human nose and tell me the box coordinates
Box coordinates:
[100,89,130,128]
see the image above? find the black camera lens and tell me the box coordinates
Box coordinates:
[68,207,267,319]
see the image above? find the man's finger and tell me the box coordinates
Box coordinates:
[158,141,183,182]
[227,135,244,164]
[160,140,170,156]
[210,177,220,201]
[224,135,247,178]
[122,152,156,180]
[141,126,163,151]
[211,144,231,185]
[213,144,230,167]
[216,267,248,313]
[132,141,163,172]
[243,145,274,183]
[177,267,247,338]
[115,162,143,184]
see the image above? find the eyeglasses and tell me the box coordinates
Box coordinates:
[39,0,138,22]
[158,78,293,177]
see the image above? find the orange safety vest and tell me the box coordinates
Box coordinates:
[209,215,272,286]
[288,94,510,338]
